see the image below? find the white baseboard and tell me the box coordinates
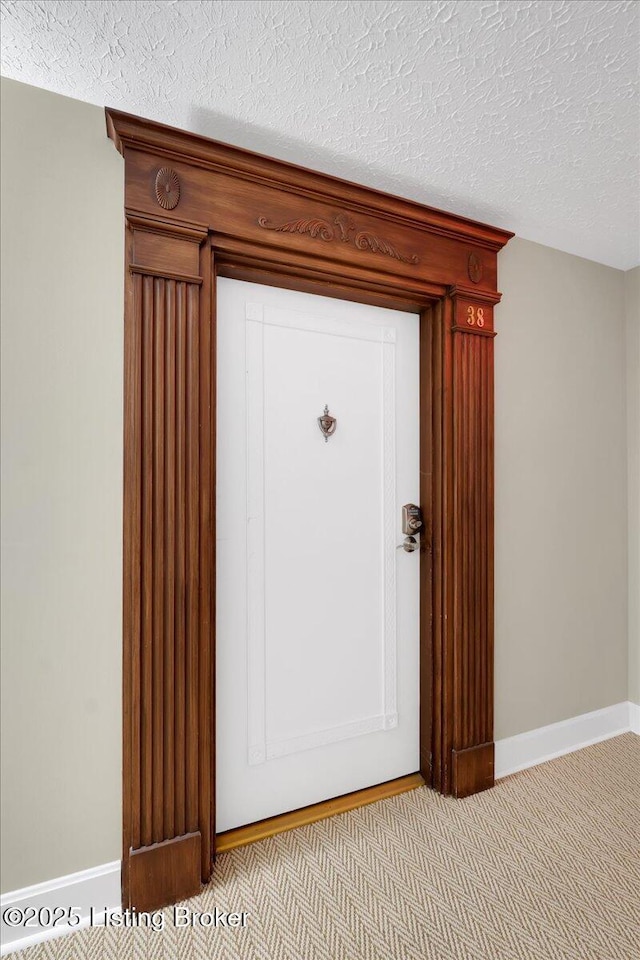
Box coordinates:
[0,861,120,956]
[495,701,636,779]
[630,701,640,735]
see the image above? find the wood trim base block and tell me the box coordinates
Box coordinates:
[127,833,201,911]
[452,742,495,798]
[216,774,425,853]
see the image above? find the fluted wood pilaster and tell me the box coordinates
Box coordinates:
[449,287,498,797]
[425,288,499,798]
[123,217,212,910]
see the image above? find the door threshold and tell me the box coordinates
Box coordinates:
[216,772,425,853]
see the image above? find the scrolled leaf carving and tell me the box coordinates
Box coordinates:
[257,216,334,242]
[354,231,419,264]
[257,211,419,265]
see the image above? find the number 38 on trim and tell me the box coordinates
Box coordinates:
[467,305,485,327]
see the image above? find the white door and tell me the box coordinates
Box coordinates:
[216,278,420,832]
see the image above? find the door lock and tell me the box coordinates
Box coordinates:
[402,504,423,536]
[398,504,423,552]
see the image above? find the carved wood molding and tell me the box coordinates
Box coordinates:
[106,106,512,913]
[257,212,420,264]
[467,252,483,283]
[448,283,502,305]
[106,110,513,252]
[127,211,208,243]
[154,167,181,210]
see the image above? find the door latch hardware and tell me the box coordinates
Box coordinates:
[397,536,419,553]
[402,503,423,536]
[398,504,423,553]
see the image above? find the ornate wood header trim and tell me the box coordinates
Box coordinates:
[106,110,513,252]
[257,212,420,264]
[106,107,512,915]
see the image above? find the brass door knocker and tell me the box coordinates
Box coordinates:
[317,404,337,442]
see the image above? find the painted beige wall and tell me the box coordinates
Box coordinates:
[494,238,628,738]
[0,79,633,891]
[625,266,640,705]
[0,79,123,892]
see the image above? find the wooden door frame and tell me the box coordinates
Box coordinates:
[106,108,513,912]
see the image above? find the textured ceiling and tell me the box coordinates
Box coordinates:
[1,0,639,269]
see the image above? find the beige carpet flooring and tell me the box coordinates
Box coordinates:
[13,733,640,960]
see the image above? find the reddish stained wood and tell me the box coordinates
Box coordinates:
[486,335,496,741]
[474,338,482,746]
[124,262,142,871]
[140,275,154,849]
[124,243,208,907]
[481,338,489,743]
[152,278,165,844]
[446,296,498,777]
[470,336,477,746]
[128,833,202,912]
[163,279,176,841]
[441,294,456,795]
[198,244,214,878]
[452,742,494,798]
[174,280,187,840]
[458,332,468,747]
[418,305,433,784]
[105,108,509,267]
[107,108,511,912]
[428,298,448,793]
[185,283,200,836]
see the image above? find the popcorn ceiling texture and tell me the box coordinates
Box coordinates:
[1,0,638,269]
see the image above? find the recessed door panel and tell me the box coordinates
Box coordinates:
[216,278,419,831]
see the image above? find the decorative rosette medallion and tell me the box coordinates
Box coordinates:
[468,253,483,284]
[154,167,181,210]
